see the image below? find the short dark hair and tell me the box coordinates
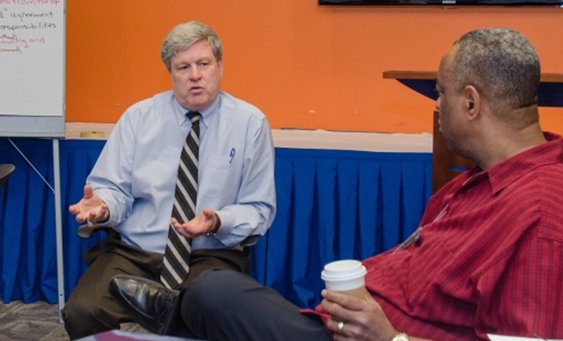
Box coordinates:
[451,28,540,116]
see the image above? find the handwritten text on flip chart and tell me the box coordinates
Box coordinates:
[0,0,64,117]
[0,0,62,55]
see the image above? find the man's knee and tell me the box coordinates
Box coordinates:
[63,295,91,325]
[63,294,120,339]
[183,269,255,312]
[63,297,93,338]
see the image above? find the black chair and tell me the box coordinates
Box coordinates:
[240,234,260,256]
[0,164,15,190]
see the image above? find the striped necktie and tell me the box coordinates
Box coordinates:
[160,111,201,289]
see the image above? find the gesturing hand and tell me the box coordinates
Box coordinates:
[68,184,109,224]
[171,207,220,239]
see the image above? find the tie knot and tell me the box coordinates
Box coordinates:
[187,111,201,123]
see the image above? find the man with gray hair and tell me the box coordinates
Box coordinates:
[111,28,563,340]
[63,21,276,339]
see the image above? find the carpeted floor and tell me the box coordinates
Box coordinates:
[0,299,147,341]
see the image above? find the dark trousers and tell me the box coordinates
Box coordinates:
[168,269,332,341]
[62,234,250,340]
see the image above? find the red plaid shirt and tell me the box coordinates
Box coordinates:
[315,132,563,340]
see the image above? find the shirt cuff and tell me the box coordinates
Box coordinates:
[214,209,234,238]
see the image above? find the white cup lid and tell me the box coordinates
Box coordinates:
[321,259,367,282]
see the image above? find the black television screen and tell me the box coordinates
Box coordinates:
[320,0,563,5]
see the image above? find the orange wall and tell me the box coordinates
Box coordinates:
[66,1,563,134]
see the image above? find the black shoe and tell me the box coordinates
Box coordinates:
[109,275,179,334]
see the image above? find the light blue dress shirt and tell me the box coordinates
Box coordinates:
[88,91,276,254]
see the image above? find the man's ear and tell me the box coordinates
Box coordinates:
[218,60,224,78]
[464,85,480,120]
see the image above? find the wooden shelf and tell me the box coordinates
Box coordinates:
[383,70,563,82]
[384,70,563,192]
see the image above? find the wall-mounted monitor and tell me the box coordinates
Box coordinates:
[319,0,563,6]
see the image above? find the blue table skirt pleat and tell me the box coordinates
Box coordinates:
[0,139,432,309]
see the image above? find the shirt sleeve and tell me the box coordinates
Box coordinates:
[87,111,137,228]
[213,116,277,247]
[475,229,563,338]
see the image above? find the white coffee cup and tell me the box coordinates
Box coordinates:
[321,259,367,299]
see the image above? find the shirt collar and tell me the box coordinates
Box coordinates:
[471,132,563,195]
[172,92,222,129]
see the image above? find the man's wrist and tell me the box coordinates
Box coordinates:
[94,200,110,224]
[206,212,221,235]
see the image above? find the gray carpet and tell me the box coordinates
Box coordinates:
[0,299,148,341]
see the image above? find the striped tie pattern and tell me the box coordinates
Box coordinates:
[160,111,201,289]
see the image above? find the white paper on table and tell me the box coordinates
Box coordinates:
[488,334,562,341]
